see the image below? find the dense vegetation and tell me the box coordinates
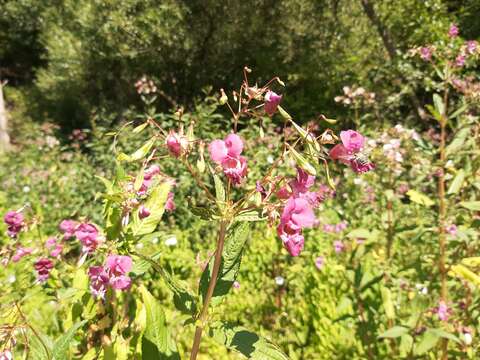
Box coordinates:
[0,1,479,359]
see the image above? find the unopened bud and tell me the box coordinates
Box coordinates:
[219,89,228,105]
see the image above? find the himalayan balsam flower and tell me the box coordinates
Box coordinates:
[34,258,54,282]
[329,130,375,173]
[59,219,78,240]
[448,24,459,38]
[456,54,466,67]
[0,350,13,360]
[420,47,432,61]
[12,247,33,262]
[466,40,477,55]
[233,281,240,289]
[50,244,63,258]
[446,224,457,237]
[88,266,110,299]
[4,210,24,237]
[315,256,325,270]
[165,192,176,212]
[209,134,248,184]
[137,165,161,196]
[334,241,345,253]
[138,205,150,219]
[437,300,450,321]
[75,223,100,253]
[264,91,282,116]
[166,131,188,157]
[105,255,132,290]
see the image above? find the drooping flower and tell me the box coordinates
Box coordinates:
[88,266,110,299]
[4,210,24,237]
[34,258,54,282]
[448,24,459,38]
[330,130,375,173]
[75,223,100,253]
[165,192,176,212]
[137,165,161,196]
[166,131,188,157]
[59,219,78,240]
[138,205,150,219]
[420,47,432,61]
[315,256,325,270]
[333,241,345,253]
[12,247,33,262]
[105,255,132,290]
[209,134,248,184]
[264,91,283,116]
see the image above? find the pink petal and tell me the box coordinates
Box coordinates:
[224,133,244,157]
[209,140,228,163]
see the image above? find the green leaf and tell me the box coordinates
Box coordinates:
[139,286,180,360]
[346,228,371,239]
[287,144,316,176]
[381,287,395,320]
[209,322,289,360]
[234,209,265,222]
[429,328,461,343]
[52,320,87,359]
[134,168,145,192]
[133,122,149,133]
[199,222,250,305]
[414,329,440,355]
[377,326,409,339]
[118,137,155,162]
[433,94,445,118]
[407,189,434,207]
[446,128,470,157]
[213,172,225,203]
[132,182,171,236]
[459,201,480,211]
[447,169,465,195]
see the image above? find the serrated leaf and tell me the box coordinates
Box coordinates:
[407,190,434,207]
[378,326,409,339]
[447,169,465,195]
[199,223,250,305]
[459,201,480,211]
[139,286,180,360]
[131,183,171,236]
[213,172,225,202]
[234,210,265,222]
[52,320,87,359]
[209,322,289,360]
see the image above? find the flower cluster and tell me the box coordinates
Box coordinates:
[135,76,157,95]
[34,258,54,282]
[330,130,375,173]
[88,255,132,299]
[334,86,375,106]
[209,133,247,184]
[3,210,24,238]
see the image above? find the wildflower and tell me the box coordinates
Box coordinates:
[315,256,325,270]
[12,247,33,262]
[466,40,477,55]
[4,210,24,237]
[50,244,63,258]
[209,134,248,184]
[330,130,375,173]
[446,224,457,237]
[165,192,176,212]
[34,258,54,282]
[138,165,161,196]
[436,300,450,321]
[0,350,13,360]
[105,255,132,290]
[335,221,348,233]
[455,54,466,67]
[323,224,335,233]
[88,266,110,299]
[420,47,432,61]
[75,223,100,253]
[138,206,150,219]
[333,241,345,253]
[264,91,282,116]
[448,24,459,38]
[274,276,285,286]
[59,219,78,240]
[233,281,240,289]
[166,131,188,157]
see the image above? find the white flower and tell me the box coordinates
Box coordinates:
[267,155,274,164]
[165,236,178,246]
[135,243,144,250]
[151,237,159,244]
[464,332,473,345]
[353,178,363,185]
[275,276,285,286]
[7,275,16,284]
[23,186,31,193]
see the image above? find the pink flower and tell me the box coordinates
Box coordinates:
[138,165,161,196]
[59,219,78,240]
[45,237,57,248]
[165,192,176,212]
[264,91,282,116]
[290,168,315,194]
[276,186,291,199]
[105,255,132,291]
[330,130,374,174]
[50,244,63,258]
[315,256,325,270]
[88,266,110,299]
[340,130,365,152]
[34,258,54,282]
[4,210,24,237]
[139,205,150,219]
[455,54,466,67]
[166,131,188,157]
[420,47,432,61]
[283,233,305,257]
[335,221,348,233]
[233,281,240,289]
[209,134,248,184]
[281,197,316,229]
[323,224,335,233]
[75,223,100,253]
[0,350,12,360]
[12,247,33,262]
[448,24,459,38]
[334,241,345,253]
[437,300,450,321]
[446,224,457,237]
[466,40,477,55]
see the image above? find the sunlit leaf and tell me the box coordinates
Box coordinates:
[406,190,434,207]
